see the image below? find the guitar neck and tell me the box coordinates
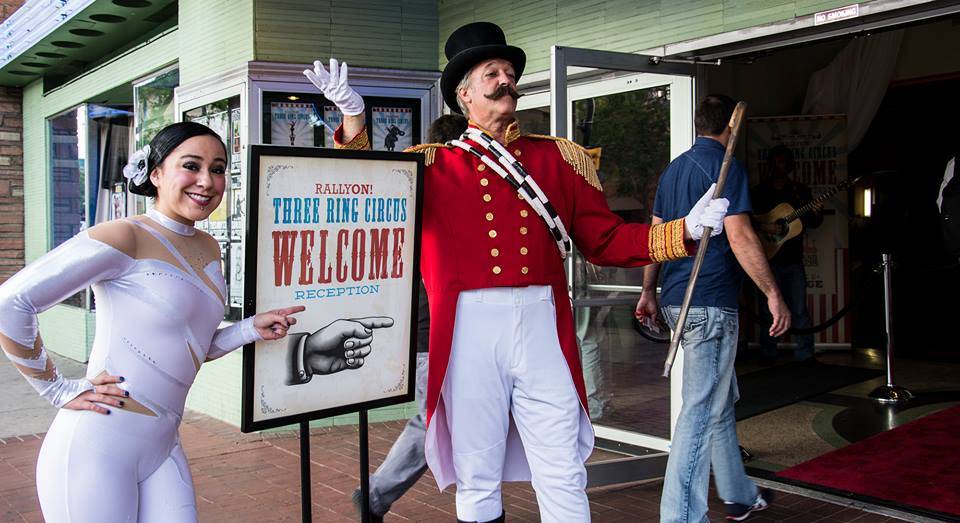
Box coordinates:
[785,180,853,222]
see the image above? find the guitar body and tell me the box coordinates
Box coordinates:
[753,203,804,259]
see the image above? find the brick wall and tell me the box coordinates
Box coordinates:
[0,1,25,283]
[0,87,23,283]
[0,0,24,284]
[0,1,23,19]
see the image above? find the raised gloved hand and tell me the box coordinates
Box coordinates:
[302,316,394,376]
[685,183,730,240]
[303,58,365,116]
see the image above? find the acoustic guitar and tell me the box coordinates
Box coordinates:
[753,176,861,259]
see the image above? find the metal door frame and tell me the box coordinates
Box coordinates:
[549,46,698,486]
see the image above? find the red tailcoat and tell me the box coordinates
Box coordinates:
[337,121,689,486]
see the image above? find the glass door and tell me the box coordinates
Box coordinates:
[519,53,695,455]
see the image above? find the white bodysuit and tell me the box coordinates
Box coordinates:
[0,210,259,522]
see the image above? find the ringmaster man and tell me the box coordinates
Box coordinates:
[304,22,730,523]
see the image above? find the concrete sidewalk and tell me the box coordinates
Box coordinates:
[0,355,906,522]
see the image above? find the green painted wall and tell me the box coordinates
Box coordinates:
[439,0,875,74]
[185,347,418,428]
[185,351,244,424]
[179,0,256,85]
[253,0,439,70]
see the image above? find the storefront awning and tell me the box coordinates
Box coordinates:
[0,0,177,88]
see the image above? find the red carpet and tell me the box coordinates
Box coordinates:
[777,405,960,516]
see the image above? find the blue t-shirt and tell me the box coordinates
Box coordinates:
[654,137,752,309]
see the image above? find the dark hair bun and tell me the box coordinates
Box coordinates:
[128,121,227,197]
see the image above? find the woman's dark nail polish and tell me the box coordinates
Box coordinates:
[119,376,125,382]
[119,401,125,407]
[105,410,111,415]
[124,391,130,397]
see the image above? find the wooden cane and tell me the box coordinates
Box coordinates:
[662,101,747,378]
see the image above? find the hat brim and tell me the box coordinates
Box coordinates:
[441,45,526,115]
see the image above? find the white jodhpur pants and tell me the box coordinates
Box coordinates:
[443,286,590,522]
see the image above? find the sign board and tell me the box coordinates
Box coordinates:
[241,145,424,431]
[814,4,859,26]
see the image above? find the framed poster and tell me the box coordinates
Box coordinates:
[365,97,421,153]
[270,102,316,147]
[371,106,414,152]
[322,105,343,148]
[241,145,424,432]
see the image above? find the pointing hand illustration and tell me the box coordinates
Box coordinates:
[286,317,394,384]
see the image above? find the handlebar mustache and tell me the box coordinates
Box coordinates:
[484,84,523,101]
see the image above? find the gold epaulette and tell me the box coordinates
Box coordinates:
[524,134,602,191]
[404,143,451,167]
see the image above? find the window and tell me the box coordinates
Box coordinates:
[132,67,179,216]
[49,107,87,252]
[135,67,179,149]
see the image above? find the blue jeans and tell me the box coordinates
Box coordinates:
[760,263,814,361]
[368,353,429,516]
[660,306,757,523]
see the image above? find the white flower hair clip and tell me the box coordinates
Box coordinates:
[123,145,151,186]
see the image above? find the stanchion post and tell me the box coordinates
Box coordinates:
[359,409,370,523]
[869,252,914,404]
[300,421,312,523]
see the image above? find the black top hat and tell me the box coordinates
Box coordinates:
[440,22,526,115]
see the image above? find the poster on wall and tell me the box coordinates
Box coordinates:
[322,106,344,148]
[198,198,229,240]
[229,241,243,309]
[230,107,242,173]
[270,102,315,147]
[746,114,850,343]
[241,146,424,432]
[111,182,126,221]
[230,175,244,241]
[371,107,414,152]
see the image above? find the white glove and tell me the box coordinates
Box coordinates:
[303,58,365,116]
[685,183,729,240]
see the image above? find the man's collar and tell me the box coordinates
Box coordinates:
[694,135,725,149]
[467,118,521,146]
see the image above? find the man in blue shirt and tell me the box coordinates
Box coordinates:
[636,94,790,522]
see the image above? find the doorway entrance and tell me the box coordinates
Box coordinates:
[519,47,697,485]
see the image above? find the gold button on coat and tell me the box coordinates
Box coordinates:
[478,164,486,172]
[514,149,522,157]
[480,178,489,186]
[485,212,494,221]
[520,247,528,255]
[520,209,528,218]
[483,194,492,202]
[491,248,500,257]
[520,227,528,235]
[521,267,529,275]
[489,230,497,238]
[517,193,524,200]
[492,266,502,274]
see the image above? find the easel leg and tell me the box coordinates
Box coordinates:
[300,421,312,523]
